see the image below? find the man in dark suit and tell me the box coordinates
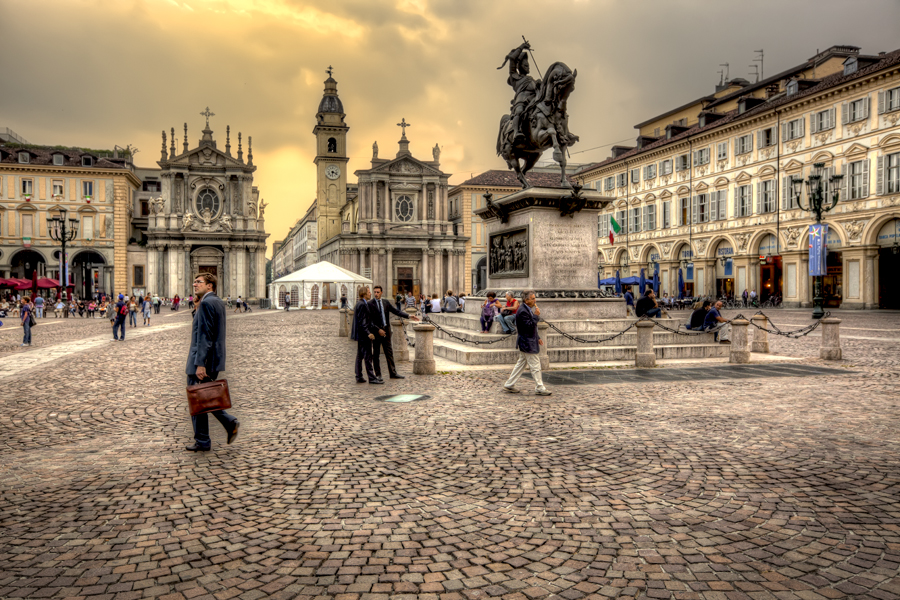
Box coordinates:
[502,289,551,396]
[352,286,381,384]
[185,272,239,451]
[369,285,418,380]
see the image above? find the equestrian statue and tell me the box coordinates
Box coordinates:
[496,39,579,189]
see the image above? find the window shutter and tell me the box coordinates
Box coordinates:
[733,187,740,217]
[861,159,869,197]
[691,195,699,224]
[878,90,886,114]
[757,130,763,149]
[841,102,849,124]
[782,123,789,143]
[841,163,849,201]
[798,118,804,138]
[755,182,761,214]
[810,113,818,135]
[782,176,789,210]
[876,155,885,195]
[862,97,870,120]
[719,191,727,220]
[651,206,656,230]
[748,135,754,152]
[827,108,835,129]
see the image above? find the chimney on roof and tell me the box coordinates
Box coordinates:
[611,145,634,158]
[636,135,658,149]
[665,123,689,140]
[738,95,767,114]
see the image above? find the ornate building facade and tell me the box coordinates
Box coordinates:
[138,115,268,299]
[581,44,900,309]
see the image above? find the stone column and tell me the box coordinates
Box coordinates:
[158,244,167,297]
[729,319,750,364]
[421,248,430,296]
[386,248,393,295]
[750,314,769,353]
[147,245,158,295]
[459,250,466,297]
[436,249,444,295]
[537,321,550,371]
[412,324,436,374]
[635,320,656,367]
[183,245,192,294]
[820,317,842,360]
[864,247,877,309]
[800,255,810,307]
[339,308,349,337]
[391,317,409,362]
[249,246,257,298]
[222,246,230,298]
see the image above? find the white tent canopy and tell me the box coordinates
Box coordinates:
[269,261,372,310]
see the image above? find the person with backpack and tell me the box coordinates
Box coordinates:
[113,294,128,341]
[480,292,502,333]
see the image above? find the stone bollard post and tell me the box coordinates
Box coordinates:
[391,318,410,362]
[537,321,550,371]
[346,309,354,340]
[750,314,769,353]
[338,308,349,337]
[729,319,751,364]
[820,317,842,360]
[412,324,436,375]
[404,306,417,316]
[634,320,656,367]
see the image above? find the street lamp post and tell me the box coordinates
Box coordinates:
[48,208,80,295]
[791,162,843,320]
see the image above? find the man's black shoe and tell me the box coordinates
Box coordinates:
[389,374,406,379]
[227,421,240,445]
[185,444,210,452]
[369,379,384,384]
[356,378,367,383]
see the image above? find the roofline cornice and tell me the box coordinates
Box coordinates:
[0,163,141,187]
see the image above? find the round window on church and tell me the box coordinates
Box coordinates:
[196,189,220,219]
[396,195,413,222]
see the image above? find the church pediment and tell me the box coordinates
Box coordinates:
[370,156,443,177]
[166,145,248,170]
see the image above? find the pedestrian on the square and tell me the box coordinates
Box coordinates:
[142,294,152,326]
[113,294,128,341]
[340,293,348,309]
[185,272,239,452]
[173,294,181,311]
[405,291,416,313]
[243,298,252,312]
[234,296,243,313]
[395,292,404,312]
[20,296,33,347]
[635,289,665,318]
[703,300,730,342]
[153,293,160,314]
[54,300,65,318]
[34,295,44,319]
[686,299,711,330]
[283,293,291,311]
[128,296,139,327]
[351,287,380,384]
[443,290,459,313]
[369,284,418,380]
[624,286,635,316]
[502,290,550,396]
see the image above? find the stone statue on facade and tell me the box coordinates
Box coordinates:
[220,214,233,232]
[497,39,579,189]
[181,212,194,231]
[432,143,440,162]
[247,198,257,218]
[150,196,165,215]
[372,141,378,159]
[258,198,267,218]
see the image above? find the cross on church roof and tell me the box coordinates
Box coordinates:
[200,106,215,129]
[326,65,333,78]
[397,118,411,138]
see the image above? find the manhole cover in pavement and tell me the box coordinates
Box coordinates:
[375,394,432,403]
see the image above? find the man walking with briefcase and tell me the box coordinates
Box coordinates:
[185,272,239,451]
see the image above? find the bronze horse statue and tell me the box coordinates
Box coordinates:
[497,61,579,189]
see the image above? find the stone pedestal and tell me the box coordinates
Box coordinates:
[338,308,349,337]
[475,186,621,319]
[750,315,769,353]
[729,319,751,364]
[391,318,409,362]
[820,317,842,360]
[635,320,656,367]
[346,309,354,339]
[413,324,436,374]
[537,321,550,371]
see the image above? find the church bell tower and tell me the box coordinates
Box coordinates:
[313,67,349,244]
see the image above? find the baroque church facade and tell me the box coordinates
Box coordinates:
[310,74,469,298]
[143,114,268,299]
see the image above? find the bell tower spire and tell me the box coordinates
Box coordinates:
[313,66,349,244]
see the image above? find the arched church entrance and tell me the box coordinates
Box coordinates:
[190,247,224,282]
[877,218,900,309]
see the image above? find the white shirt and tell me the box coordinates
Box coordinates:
[430,298,441,312]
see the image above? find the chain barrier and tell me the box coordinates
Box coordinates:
[746,310,827,338]
[403,325,415,348]
[421,315,515,346]
[542,319,637,344]
[639,315,732,336]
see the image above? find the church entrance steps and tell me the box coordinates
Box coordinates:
[430,337,729,366]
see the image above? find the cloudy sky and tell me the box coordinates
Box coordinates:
[2,0,898,256]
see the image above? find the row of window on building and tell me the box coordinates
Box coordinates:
[13,152,97,167]
[598,152,900,238]
[598,88,900,192]
[2,176,98,199]
[1,211,101,241]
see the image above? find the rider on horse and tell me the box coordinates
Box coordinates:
[499,41,541,146]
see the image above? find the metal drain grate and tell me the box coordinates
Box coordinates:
[374,394,432,403]
[532,364,853,386]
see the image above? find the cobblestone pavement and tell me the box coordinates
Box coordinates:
[0,308,898,600]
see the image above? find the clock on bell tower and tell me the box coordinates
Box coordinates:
[313,66,349,244]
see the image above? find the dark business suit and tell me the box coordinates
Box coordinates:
[186,292,237,448]
[368,297,408,378]
[352,299,379,382]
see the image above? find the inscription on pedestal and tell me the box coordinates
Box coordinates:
[489,226,528,279]
[538,222,580,280]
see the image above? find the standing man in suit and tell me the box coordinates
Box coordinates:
[185,272,239,451]
[352,287,381,384]
[369,285,419,380]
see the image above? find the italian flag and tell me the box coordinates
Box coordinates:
[609,215,621,244]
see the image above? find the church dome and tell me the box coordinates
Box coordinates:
[317,76,344,114]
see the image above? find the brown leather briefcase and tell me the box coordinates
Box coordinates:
[186,378,232,416]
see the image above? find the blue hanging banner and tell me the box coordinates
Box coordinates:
[724,258,733,277]
[809,224,828,276]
